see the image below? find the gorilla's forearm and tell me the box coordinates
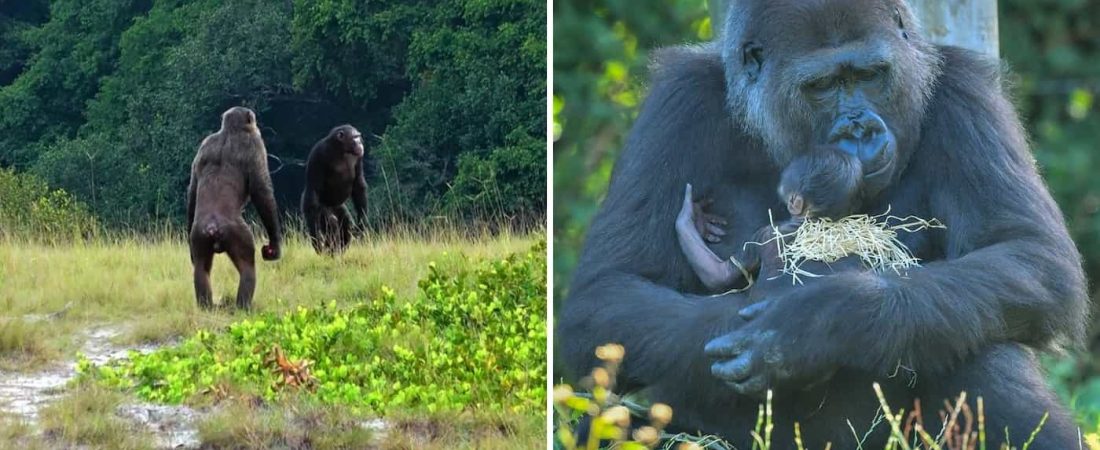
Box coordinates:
[557,273,746,393]
[794,229,1086,378]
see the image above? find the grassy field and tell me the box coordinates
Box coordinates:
[0,229,545,449]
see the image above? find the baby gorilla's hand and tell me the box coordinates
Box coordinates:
[261,243,281,261]
[677,184,727,243]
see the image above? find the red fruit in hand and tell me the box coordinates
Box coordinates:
[262,245,279,260]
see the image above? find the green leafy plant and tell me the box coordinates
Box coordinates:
[0,168,99,242]
[80,242,547,415]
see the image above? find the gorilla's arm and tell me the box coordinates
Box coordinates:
[708,48,1088,393]
[558,47,775,399]
[883,48,1086,361]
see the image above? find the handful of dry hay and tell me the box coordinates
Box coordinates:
[755,207,945,284]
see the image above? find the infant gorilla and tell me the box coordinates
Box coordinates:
[677,146,863,292]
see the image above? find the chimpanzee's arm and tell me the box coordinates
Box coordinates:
[351,158,369,226]
[248,149,281,249]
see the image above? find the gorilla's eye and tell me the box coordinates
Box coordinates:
[805,77,834,93]
[855,67,884,82]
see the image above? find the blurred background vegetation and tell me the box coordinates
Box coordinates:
[553,0,1100,431]
[0,0,545,231]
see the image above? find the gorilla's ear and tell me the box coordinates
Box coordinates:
[337,130,346,140]
[742,42,764,81]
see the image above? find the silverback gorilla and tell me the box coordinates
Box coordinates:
[301,125,369,254]
[187,106,282,310]
[557,1,1087,448]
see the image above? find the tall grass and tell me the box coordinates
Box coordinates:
[0,225,539,369]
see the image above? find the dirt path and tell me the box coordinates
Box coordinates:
[0,325,201,449]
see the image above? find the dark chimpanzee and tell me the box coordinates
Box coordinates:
[677,147,864,292]
[300,125,369,254]
[557,1,1086,448]
[187,106,282,310]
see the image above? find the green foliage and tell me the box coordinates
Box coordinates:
[0,0,146,169]
[0,0,545,228]
[80,242,547,415]
[371,0,547,225]
[0,168,99,241]
[448,129,546,221]
[998,0,1100,428]
[552,0,712,307]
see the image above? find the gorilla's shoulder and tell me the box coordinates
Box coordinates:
[616,43,759,172]
[648,44,727,93]
[931,45,1007,99]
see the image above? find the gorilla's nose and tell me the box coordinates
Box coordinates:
[827,109,892,173]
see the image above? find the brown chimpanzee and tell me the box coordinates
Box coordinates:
[300,125,369,254]
[186,106,282,310]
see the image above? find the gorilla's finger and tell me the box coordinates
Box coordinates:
[704,332,751,358]
[707,215,729,226]
[778,221,801,234]
[681,184,695,214]
[738,301,771,321]
[705,234,721,243]
[711,351,754,382]
[730,374,769,398]
[705,223,727,236]
[677,186,695,226]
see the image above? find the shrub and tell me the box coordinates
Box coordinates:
[0,168,99,241]
[80,241,547,415]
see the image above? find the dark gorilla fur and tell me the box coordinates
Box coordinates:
[301,124,369,255]
[557,1,1087,448]
[187,106,282,310]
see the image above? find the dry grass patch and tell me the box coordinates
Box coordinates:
[37,382,154,450]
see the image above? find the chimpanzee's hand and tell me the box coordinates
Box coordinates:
[261,243,281,261]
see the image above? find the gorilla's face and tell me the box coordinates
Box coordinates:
[722,0,941,200]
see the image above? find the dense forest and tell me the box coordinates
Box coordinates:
[0,0,546,229]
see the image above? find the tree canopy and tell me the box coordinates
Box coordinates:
[0,0,546,229]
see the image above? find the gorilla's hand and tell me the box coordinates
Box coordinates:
[704,277,856,396]
[262,243,281,261]
[677,184,727,243]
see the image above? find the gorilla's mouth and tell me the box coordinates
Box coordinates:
[863,141,896,178]
[860,138,898,197]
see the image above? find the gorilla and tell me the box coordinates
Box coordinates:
[676,147,864,293]
[301,125,369,255]
[187,106,282,310]
[557,1,1087,448]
